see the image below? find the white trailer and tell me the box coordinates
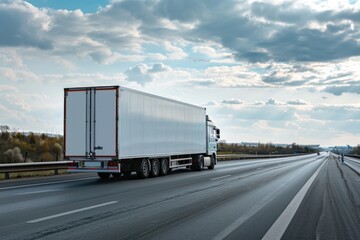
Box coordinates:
[64,86,220,179]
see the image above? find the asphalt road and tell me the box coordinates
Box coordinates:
[0,153,359,240]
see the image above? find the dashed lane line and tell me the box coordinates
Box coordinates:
[27,201,118,223]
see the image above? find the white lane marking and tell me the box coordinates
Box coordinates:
[27,201,118,223]
[0,177,98,191]
[210,175,231,181]
[16,189,61,195]
[261,159,327,240]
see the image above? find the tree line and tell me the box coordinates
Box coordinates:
[0,125,63,164]
[352,145,360,155]
[217,141,317,155]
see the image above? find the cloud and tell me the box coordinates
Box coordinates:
[1,0,360,66]
[310,104,360,121]
[0,67,41,82]
[287,99,308,105]
[0,0,52,49]
[148,63,170,73]
[323,84,360,95]
[205,100,218,106]
[124,63,170,85]
[0,85,18,93]
[266,98,281,105]
[222,99,244,105]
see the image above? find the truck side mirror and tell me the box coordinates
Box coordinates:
[216,128,220,139]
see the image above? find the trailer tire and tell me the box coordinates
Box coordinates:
[137,159,150,179]
[208,155,216,170]
[98,172,110,179]
[159,158,168,176]
[150,159,160,177]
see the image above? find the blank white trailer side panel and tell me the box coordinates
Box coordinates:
[118,87,206,159]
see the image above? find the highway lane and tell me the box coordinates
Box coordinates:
[282,154,360,240]
[344,156,360,174]
[0,153,358,240]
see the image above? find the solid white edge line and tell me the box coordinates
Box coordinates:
[0,177,98,190]
[210,175,231,181]
[261,159,327,240]
[27,201,118,223]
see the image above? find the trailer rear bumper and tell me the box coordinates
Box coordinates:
[68,168,120,173]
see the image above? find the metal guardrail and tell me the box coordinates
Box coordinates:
[345,154,360,159]
[0,153,312,180]
[0,161,70,180]
[217,153,310,161]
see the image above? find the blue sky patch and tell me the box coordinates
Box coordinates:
[27,0,110,13]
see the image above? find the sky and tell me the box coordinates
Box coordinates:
[0,0,359,147]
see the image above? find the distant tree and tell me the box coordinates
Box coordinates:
[40,152,52,162]
[53,142,63,160]
[0,125,10,133]
[0,125,10,140]
[3,147,24,163]
[354,145,360,155]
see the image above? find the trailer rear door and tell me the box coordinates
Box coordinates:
[64,86,118,159]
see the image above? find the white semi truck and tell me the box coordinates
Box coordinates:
[64,86,220,179]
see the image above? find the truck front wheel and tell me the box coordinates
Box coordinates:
[137,159,150,179]
[150,159,160,177]
[98,172,110,179]
[208,155,216,170]
[192,155,203,171]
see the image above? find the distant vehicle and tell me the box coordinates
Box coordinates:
[64,86,220,179]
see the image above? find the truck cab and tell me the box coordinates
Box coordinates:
[206,116,220,164]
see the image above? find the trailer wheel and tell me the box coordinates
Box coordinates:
[208,155,215,170]
[137,159,150,179]
[150,159,160,177]
[159,158,168,176]
[98,172,110,179]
